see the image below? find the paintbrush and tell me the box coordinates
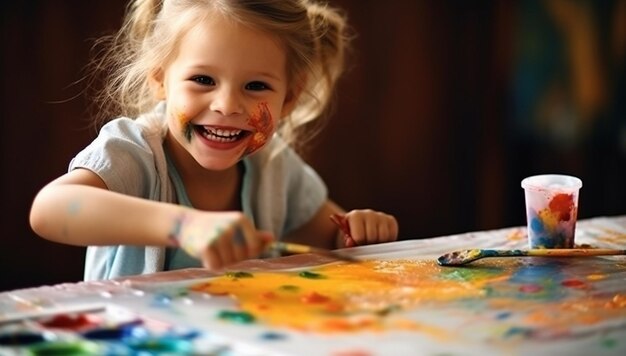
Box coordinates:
[268,241,359,262]
[329,213,358,247]
[437,248,626,266]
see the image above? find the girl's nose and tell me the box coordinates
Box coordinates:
[210,86,244,116]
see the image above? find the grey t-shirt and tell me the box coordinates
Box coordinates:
[70,104,327,280]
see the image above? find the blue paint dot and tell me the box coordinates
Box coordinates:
[0,331,55,345]
[495,312,512,320]
[530,217,544,233]
[82,324,148,340]
[260,331,287,341]
[152,294,172,308]
[503,326,534,338]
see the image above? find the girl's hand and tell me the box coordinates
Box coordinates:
[342,209,398,247]
[170,211,274,269]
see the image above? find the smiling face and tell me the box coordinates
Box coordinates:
[153,13,294,171]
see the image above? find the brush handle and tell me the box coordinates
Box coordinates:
[269,242,358,262]
[437,248,626,266]
[270,242,315,254]
[525,248,626,257]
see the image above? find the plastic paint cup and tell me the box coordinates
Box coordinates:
[521,174,582,249]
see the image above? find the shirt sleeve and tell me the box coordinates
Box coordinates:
[69,118,159,198]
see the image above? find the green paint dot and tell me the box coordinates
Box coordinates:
[298,271,325,279]
[217,310,256,324]
[129,338,192,353]
[279,285,300,291]
[183,124,193,141]
[225,271,253,279]
[29,340,101,355]
[601,338,617,348]
[440,267,500,282]
[376,304,401,316]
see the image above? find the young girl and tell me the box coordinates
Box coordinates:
[29,0,398,281]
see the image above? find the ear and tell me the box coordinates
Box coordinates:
[280,81,305,118]
[149,68,166,100]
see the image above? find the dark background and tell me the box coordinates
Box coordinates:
[2,1,624,291]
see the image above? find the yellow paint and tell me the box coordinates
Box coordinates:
[192,260,500,335]
[586,274,606,281]
[190,258,626,339]
[538,208,559,231]
[506,229,526,242]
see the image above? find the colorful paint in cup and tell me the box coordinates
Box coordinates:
[521,174,582,249]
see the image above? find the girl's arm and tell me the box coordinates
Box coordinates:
[284,200,399,249]
[30,168,177,247]
[29,168,271,269]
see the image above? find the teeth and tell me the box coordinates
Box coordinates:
[206,127,241,137]
[201,126,242,143]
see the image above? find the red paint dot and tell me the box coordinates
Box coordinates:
[548,193,574,221]
[301,291,330,304]
[519,284,543,293]
[332,350,372,356]
[561,279,586,288]
[324,302,345,313]
[261,291,277,299]
[40,314,100,330]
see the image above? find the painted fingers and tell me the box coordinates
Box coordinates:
[171,211,273,270]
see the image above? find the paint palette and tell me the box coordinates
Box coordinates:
[0,303,255,355]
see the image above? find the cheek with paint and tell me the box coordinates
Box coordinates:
[245,102,274,155]
[176,111,193,142]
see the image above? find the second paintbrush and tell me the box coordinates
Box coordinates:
[269,241,359,262]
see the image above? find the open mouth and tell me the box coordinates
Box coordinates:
[194,125,251,143]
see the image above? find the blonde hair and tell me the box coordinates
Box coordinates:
[88,0,352,151]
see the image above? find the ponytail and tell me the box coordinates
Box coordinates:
[88,0,168,127]
[281,0,352,153]
[307,1,349,98]
[124,0,163,45]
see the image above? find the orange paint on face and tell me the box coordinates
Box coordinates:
[177,111,189,125]
[175,111,194,141]
[245,102,274,155]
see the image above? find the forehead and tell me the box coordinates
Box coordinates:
[174,13,287,77]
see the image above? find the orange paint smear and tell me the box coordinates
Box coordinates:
[191,260,500,337]
[245,102,274,155]
[190,258,626,340]
[177,111,188,125]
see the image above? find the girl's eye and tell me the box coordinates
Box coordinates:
[191,75,215,86]
[245,81,270,91]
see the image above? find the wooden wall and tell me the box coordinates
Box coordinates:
[2,1,623,291]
